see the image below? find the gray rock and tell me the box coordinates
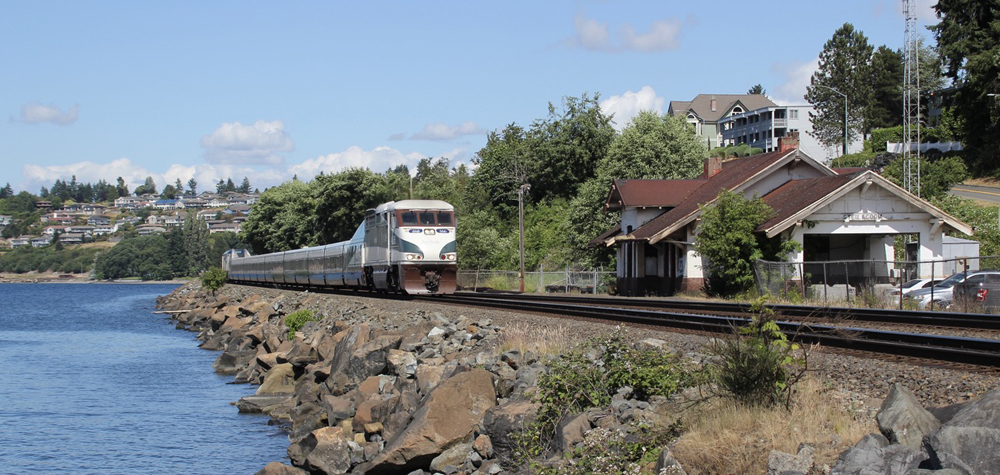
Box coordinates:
[655,446,687,475]
[483,400,541,461]
[830,441,926,475]
[554,412,591,454]
[254,461,309,475]
[925,426,1000,474]
[767,444,814,475]
[429,442,472,473]
[877,383,941,449]
[304,427,353,475]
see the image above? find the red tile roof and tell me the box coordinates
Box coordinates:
[758,174,855,231]
[606,179,706,211]
[629,149,796,240]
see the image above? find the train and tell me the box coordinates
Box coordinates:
[221,199,457,295]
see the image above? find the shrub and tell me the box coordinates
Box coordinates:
[201,267,227,294]
[709,297,807,408]
[285,309,318,339]
[514,328,694,466]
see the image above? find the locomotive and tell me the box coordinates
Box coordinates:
[222,200,457,295]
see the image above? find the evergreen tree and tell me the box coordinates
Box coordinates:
[869,46,904,130]
[187,178,198,196]
[237,177,251,194]
[747,84,767,96]
[932,0,1000,173]
[806,23,874,155]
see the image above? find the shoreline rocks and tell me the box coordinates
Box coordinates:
[157,283,1000,474]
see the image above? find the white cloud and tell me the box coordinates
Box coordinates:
[619,19,681,52]
[408,121,487,141]
[771,57,819,105]
[22,158,159,193]
[571,12,681,52]
[289,146,425,179]
[200,120,294,165]
[600,86,665,131]
[17,102,79,125]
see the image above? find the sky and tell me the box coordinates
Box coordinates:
[1,0,941,195]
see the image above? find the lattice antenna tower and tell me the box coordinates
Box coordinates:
[902,0,921,196]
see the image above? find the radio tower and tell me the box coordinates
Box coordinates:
[902,0,921,196]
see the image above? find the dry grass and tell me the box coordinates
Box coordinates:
[497,321,579,356]
[670,377,874,474]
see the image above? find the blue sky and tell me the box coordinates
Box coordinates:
[1,0,940,194]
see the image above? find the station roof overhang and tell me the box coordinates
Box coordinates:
[758,170,973,238]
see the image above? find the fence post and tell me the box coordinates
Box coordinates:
[845,262,851,308]
[538,264,543,293]
[565,266,570,293]
[800,261,805,299]
[593,269,597,294]
[475,269,480,292]
[823,262,828,304]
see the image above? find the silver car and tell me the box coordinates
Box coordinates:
[908,270,1000,309]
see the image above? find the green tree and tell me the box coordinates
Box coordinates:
[528,93,616,202]
[466,123,532,219]
[932,0,1000,173]
[237,177,251,194]
[183,214,212,275]
[160,184,178,200]
[695,190,798,297]
[0,183,13,199]
[412,158,458,202]
[310,168,393,244]
[133,176,157,196]
[747,84,767,96]
[94,234,171,280]
[239,179,315,254]
[806,23,874,154]
[187,178,198,196]
[201,267,227,295]
[116,177,129,198]
[869,46,904,130]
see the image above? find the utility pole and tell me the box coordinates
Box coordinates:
[517,183,530,293]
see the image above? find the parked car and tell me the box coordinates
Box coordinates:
[908,270,1000,309]
[886,278,941,298]
[951,272,1000,312]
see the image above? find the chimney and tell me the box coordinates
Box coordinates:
[704,156,723,178]
[779,131,799,153]
[710,98,717,112]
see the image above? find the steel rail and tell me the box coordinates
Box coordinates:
[425,294,1000,368]
[450,291,1000,330]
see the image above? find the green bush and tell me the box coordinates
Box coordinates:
[710,298,806,408]
[285,309,318,339]
[201,267,227,294]
[514,329,693,465]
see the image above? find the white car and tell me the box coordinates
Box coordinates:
[908,271,1000,308]
[886,278,940,298]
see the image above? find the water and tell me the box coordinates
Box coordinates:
[0,284,288,475]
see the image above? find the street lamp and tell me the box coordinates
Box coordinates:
[815,84,848,156]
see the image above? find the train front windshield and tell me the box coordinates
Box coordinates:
[397,210,454,227]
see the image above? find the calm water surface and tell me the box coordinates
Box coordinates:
[0,283,287,475]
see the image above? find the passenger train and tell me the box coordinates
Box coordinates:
[222,200,457,295]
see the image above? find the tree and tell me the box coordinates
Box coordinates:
[160,184,178,200]
[527,93,616,202]
[0,183,13,199]
[133,176,157,196]
[695,190,798,296]
[201,267,227,295]
[187,178,198,196]
[116,177,129,198]
[868,46,904,130]
[239,179,316,254]
[237,177,251,194]
[747,84,767,96]
[310,168,393,244]
[182,215,211,275]
[932,0,1000,173]
[466,123,532,220]
[225,178,236,193]
[216,179,226,194]
[806,23,874,155]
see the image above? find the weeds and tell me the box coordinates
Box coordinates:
[284,309,318,339]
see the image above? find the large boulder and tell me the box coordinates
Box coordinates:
[831,433,927,475]
[256,363,296,395]
[254,461,308,475]
[923,386,1000,474]
[483,400,541,462]
[303,426,353,475]
[360,368,497,474]
[877,384,941,449]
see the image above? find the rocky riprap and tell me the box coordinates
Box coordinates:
[157,283,1000,474]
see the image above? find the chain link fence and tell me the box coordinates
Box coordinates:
[457,266,616,294]
[754,256,1000,307]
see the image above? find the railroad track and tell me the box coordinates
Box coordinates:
[417,292,1000,369]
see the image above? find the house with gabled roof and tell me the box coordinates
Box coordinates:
[668,94,777,149]
[594,134,972,296]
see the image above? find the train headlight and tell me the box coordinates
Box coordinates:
[405,253,423,260]
[440,253,456,260]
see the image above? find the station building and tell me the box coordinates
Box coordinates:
[592,134,973,296]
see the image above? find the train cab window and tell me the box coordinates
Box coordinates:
[419,212,436,225]
[400,211,418,226]
[436,212,453,226]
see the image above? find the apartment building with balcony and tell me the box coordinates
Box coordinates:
[668,94,777,149]
[717,103,828,157]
